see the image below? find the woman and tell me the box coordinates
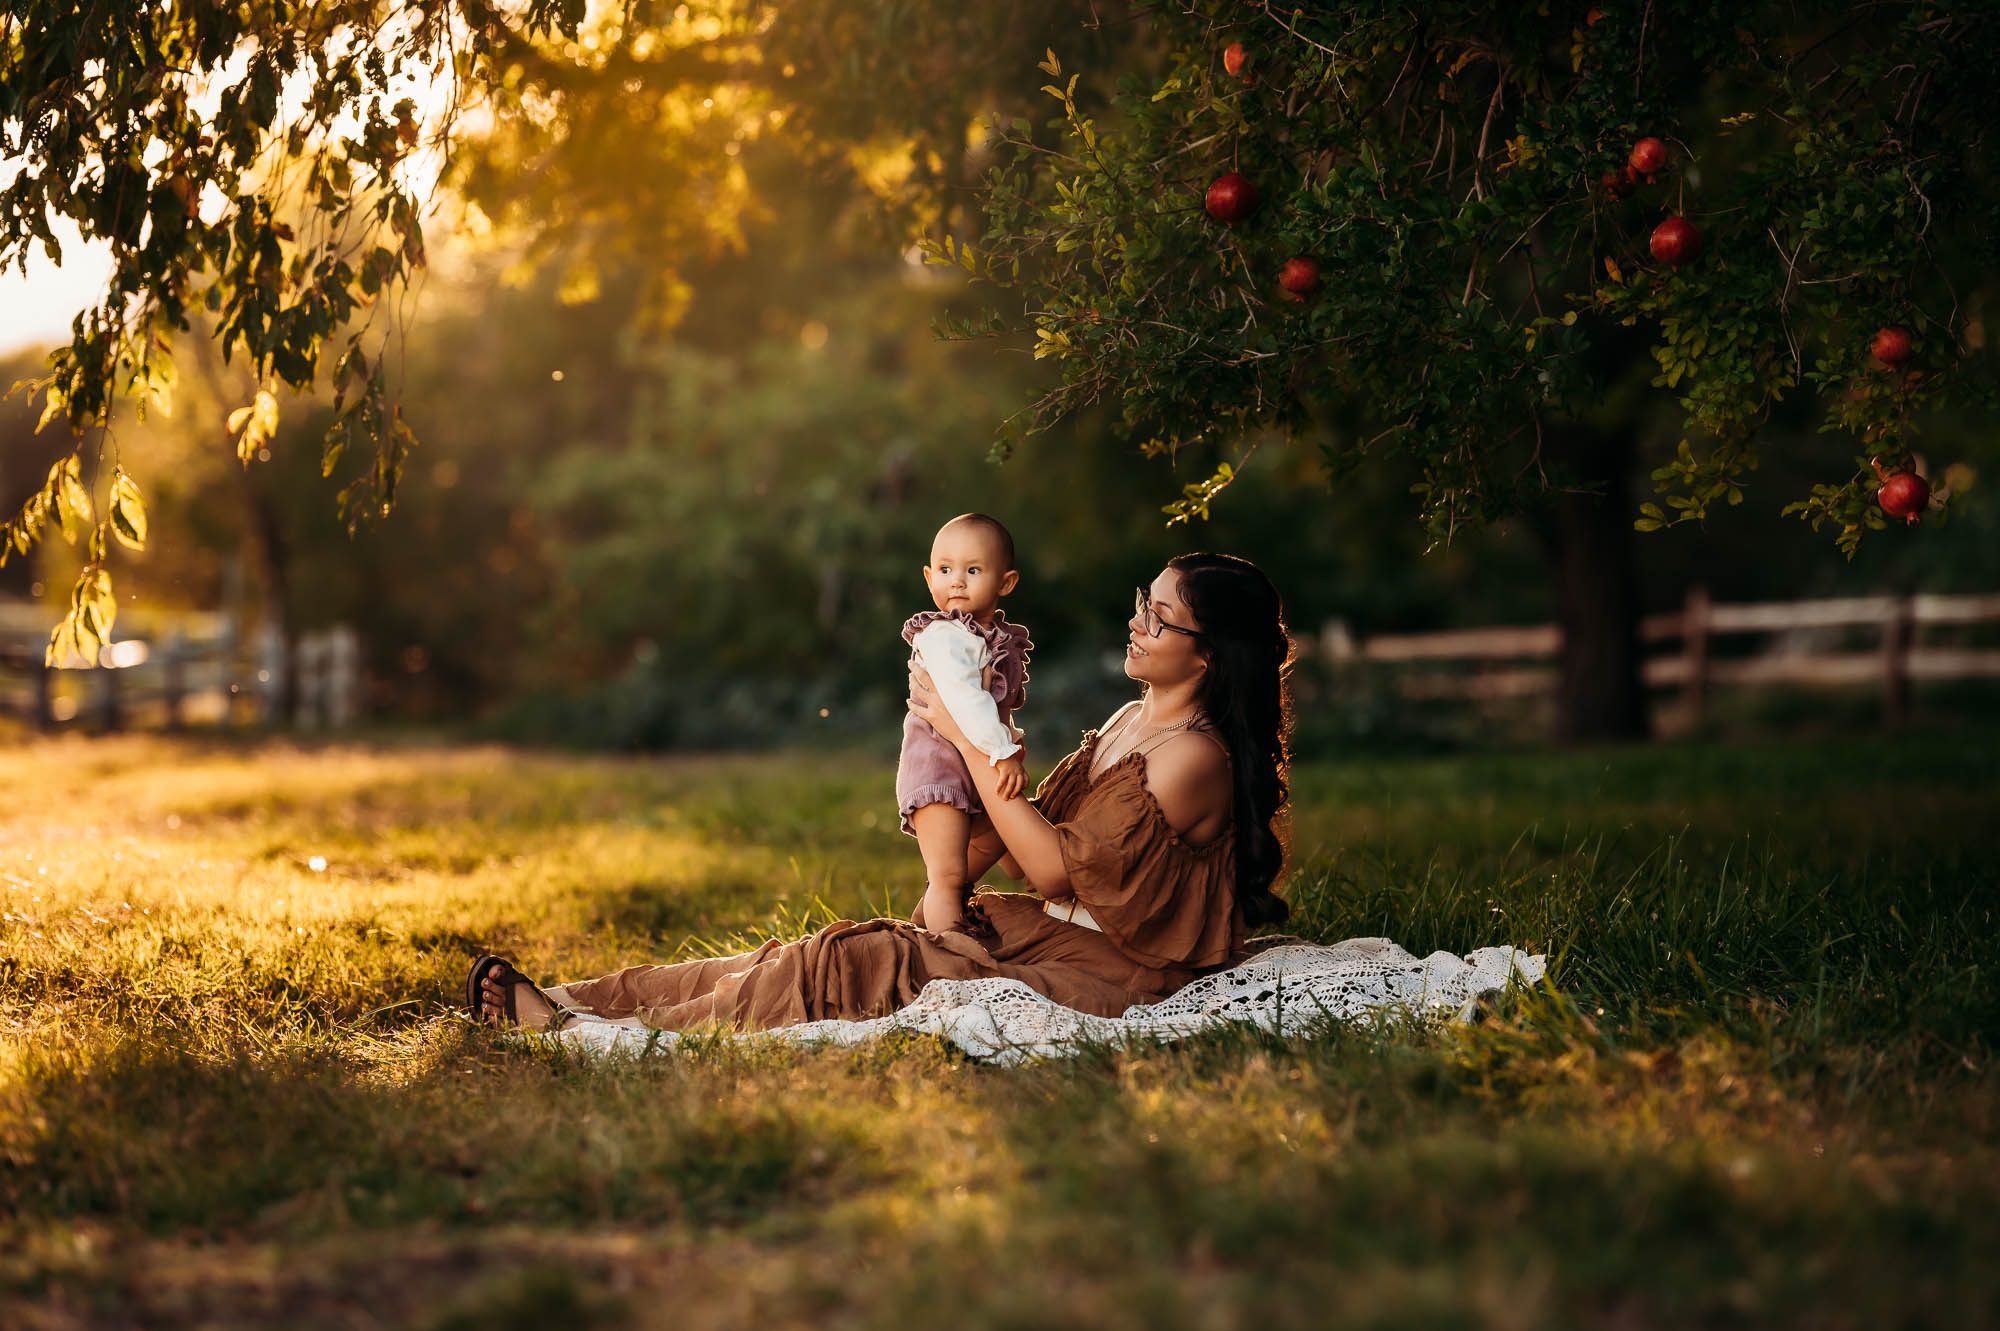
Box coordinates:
[468,553,1293,1032]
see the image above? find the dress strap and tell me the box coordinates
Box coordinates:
[1184,722,1233,765]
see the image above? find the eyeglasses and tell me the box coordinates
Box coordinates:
[1135,586,1204,640]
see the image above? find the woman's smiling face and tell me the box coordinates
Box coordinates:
[1125,567,1206,686]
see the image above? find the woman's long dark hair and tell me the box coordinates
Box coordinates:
[1168,552,1292,928]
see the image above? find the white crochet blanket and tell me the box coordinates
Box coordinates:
[540,937,1546,1065]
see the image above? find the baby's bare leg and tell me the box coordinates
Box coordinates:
[977,808,1024,880]
[909,803,972,931]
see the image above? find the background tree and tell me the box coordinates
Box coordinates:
[948,0,2000,740]
[9,1,1997,748]
[0,0,1128,667]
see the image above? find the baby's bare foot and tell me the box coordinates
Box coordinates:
[919,880,968,932]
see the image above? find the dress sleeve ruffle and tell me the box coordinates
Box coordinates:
[901,609,954,644]
[903,610,1033,710]
[986,614,1033,710]
[1053,759,1242,970]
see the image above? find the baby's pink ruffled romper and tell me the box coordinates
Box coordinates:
[895,608,1034,835]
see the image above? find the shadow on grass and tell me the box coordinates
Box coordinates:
[0,1025,895,1241]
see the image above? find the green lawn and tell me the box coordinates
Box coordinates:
[1,725,1995,1329]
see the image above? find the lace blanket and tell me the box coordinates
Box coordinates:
[540,938,1547,1065]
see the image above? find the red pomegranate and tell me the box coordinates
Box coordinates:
[1586,7,1604,25]
[1278,257,1321,300]
[1877,469,1930,523]
[1223,41,1250,79]
[1628,137,1668,178]
[1871,326,1913,368]
[1205,172,1259,224]
[1650,215,1702,266]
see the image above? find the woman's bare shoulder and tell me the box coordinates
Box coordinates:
[1141,732,1232,836]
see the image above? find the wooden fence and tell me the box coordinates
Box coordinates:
[9,588,1996,737]
[1299,588,2000,727]
[0,600,361,733]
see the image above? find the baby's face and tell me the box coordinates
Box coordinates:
[924,526,1016,617]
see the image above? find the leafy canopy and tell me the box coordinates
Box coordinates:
[2,0,1105,664]
[936,1,1998,553]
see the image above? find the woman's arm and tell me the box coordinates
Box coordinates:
[912,671,1231,894]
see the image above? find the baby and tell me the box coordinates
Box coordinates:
[897,512,1033,933]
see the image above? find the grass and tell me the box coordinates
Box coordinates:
[1,723,1995,1329]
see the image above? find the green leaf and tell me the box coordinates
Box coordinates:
[45,619,76,669]
[321,420,349,478]
[229,389,281,462]
[57,456,91,541]
[110,469,148,550]
[36,387,66,433]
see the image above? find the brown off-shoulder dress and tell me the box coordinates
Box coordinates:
[544,722,1245,1031]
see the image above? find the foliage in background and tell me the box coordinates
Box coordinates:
[2,0,496,659]
[1,0,1131,663]
[10,239,1996,752]
[9,1,1998,746]
[493,273,1252,750]
[947,1,2000,551]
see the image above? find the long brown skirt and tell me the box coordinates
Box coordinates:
[546,893,1194,1032]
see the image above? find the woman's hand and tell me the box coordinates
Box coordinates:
[907,661,968,748]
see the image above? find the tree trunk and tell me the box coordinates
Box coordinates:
[1526,424,1652,744]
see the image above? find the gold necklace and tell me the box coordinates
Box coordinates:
[1133,712,1198,740]
[1096,708,1201,774]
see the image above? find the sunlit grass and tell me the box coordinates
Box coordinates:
[1,726,1995,1328]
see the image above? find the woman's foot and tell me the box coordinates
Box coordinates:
[468,956,564,1031]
